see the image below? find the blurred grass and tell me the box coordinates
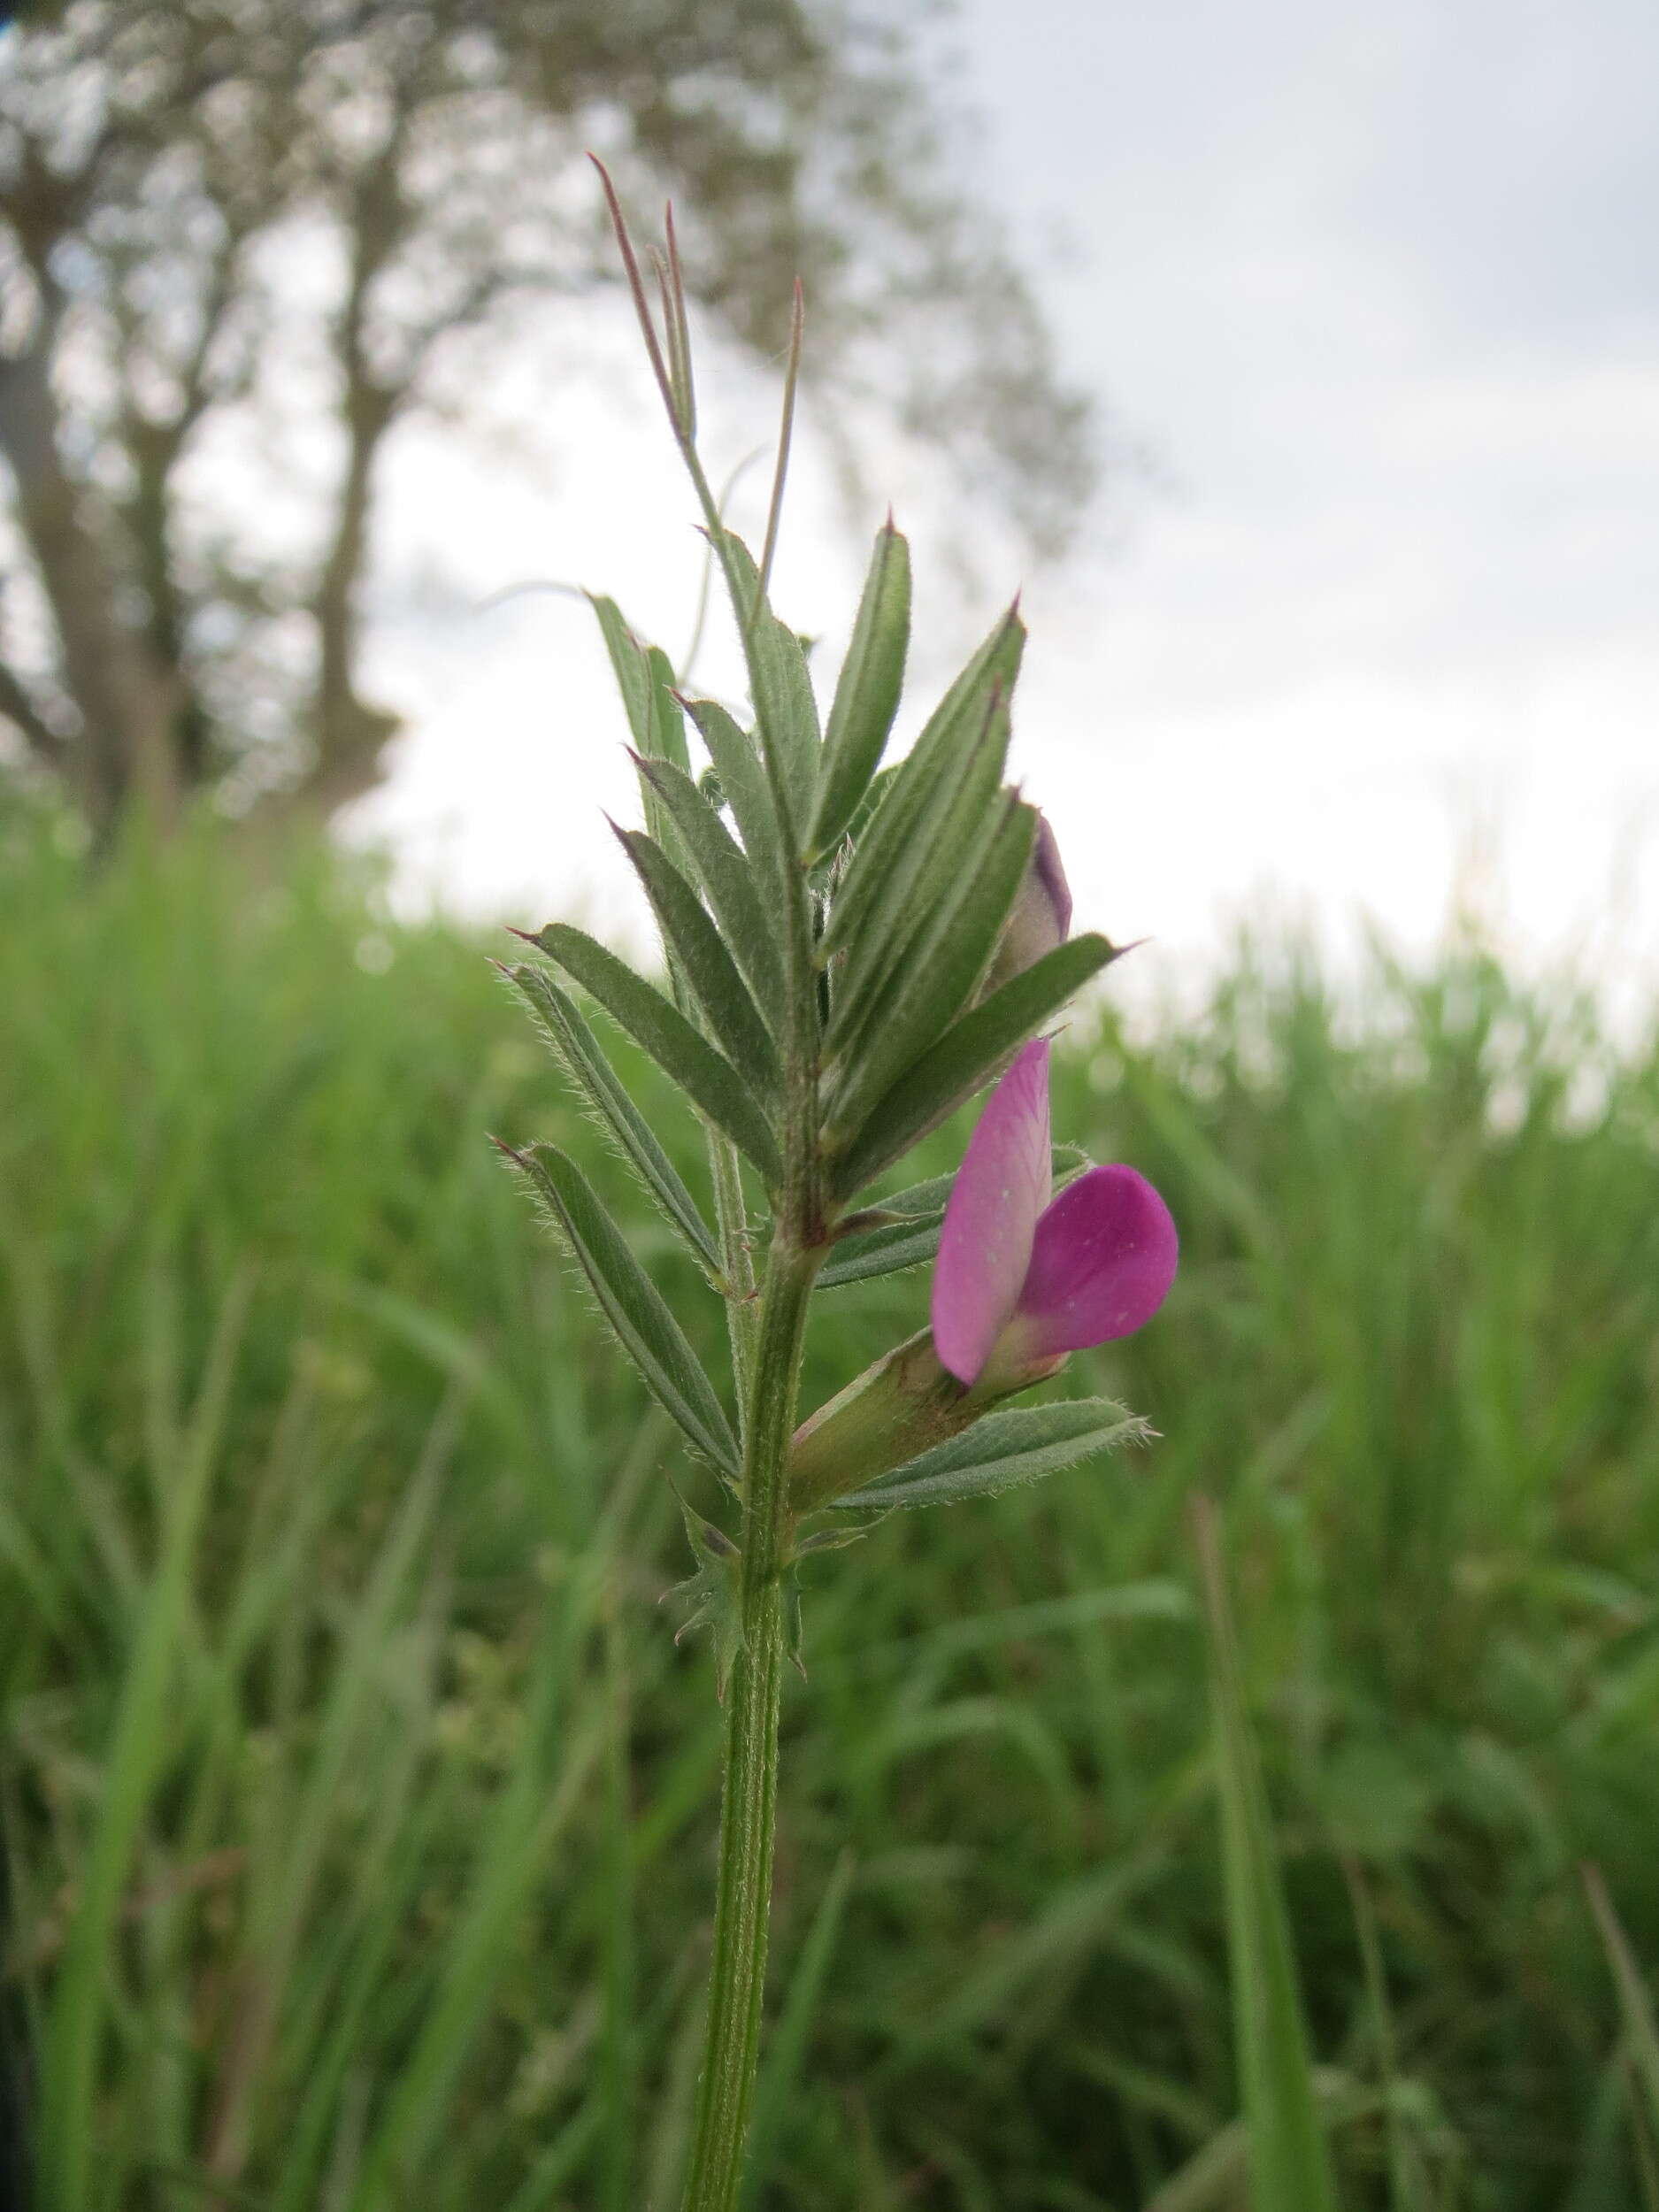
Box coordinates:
[3,803,1659,2208]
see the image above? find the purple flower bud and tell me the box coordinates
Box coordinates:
[932,1040,1177,1387]
[1031,811,1073,937]
[982,810,1072,996]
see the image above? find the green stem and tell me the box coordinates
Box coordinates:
[680,1235,819,2212]
[707,1131,758,1426]
[646,276,823,2210]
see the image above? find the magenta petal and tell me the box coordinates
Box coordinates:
[1016,1164,1178,1353]
[931,1039,1054,1385]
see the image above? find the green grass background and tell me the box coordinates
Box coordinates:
[4,805,1659,2209]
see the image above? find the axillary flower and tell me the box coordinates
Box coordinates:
[788,1034,1178,1511]
[933,1037,1177,1389]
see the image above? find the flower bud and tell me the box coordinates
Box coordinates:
[980,810,1071,998]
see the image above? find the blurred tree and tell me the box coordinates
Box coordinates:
[0,0,1094,841]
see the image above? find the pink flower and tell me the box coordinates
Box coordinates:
[931,1038,1178,1387]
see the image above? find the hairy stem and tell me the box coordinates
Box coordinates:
[597,175,829,2201]
[680,1234,820,2212]
[707,1132,758,1429]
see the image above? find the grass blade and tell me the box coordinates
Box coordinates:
[1192,1495,1340,2212]
[346,1632,607,2208]
[740,1851,856,2207]
[36,1271,253,2212]
[1344,1855,1425,2211]
[1584,1863,1659,2139]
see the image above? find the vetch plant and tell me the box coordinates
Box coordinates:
[492,165,1179,2212]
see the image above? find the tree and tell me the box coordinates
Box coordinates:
[0,1,1094,841]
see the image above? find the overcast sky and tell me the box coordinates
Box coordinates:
[357,0,1659,1016]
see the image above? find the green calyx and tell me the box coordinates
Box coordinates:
[786,1326,1065,1517]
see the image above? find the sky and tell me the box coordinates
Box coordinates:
[354,0,1659,1018]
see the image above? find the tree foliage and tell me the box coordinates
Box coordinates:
[0,1,1096,837]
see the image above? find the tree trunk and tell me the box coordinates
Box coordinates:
[300,387,402,818]
[0,335,183,841]
[126,416,214,791]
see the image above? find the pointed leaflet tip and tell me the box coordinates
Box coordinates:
[756,280,805,615]
[931,1038,1054,1386]
[588,153,681,435]
[649,242,694,434]
[504,925,539,945]
[664,201,695,419]
[488,1133,528,1165]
